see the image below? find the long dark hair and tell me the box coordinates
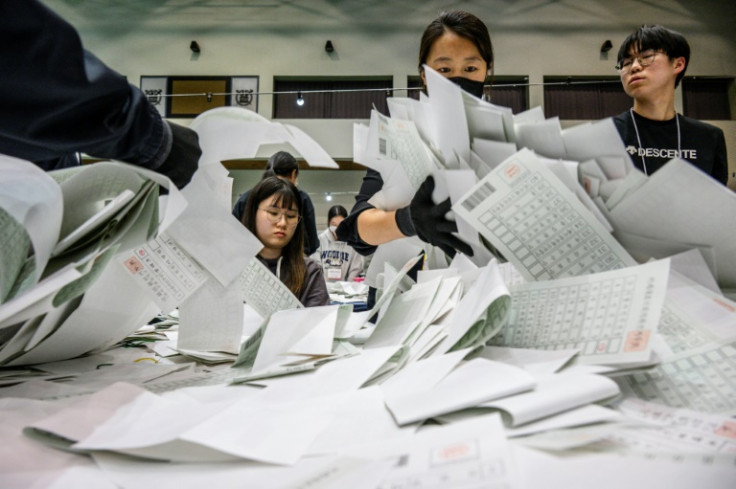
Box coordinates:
[327,204,348,224]
[242,176,306,296]
[418,10,494,96]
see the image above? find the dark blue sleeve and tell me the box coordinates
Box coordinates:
[300,191,320,256]
[232,190,251,221]
[0,0,170,170]
[335,169,384,256]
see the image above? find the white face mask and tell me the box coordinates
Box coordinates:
[329,225,338,235]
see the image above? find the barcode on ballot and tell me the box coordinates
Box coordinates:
[462,182,495,211]
[379,137,387,155]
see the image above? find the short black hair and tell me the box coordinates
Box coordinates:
[264,151,298,178]
[616,24,690,87]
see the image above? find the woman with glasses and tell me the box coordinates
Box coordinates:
[613,24,728,185]
[233,151,320,256]
[241,176,329,307]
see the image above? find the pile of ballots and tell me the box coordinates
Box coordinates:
[1,69,735,488]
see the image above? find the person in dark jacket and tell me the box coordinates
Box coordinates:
[0,0,200,189]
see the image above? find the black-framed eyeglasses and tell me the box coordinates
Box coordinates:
[259,206,301,227]
[615,50,661,72]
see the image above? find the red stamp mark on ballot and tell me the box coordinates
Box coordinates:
[430,440,478,466]
[624,330,650,352]
[123,256,144,274]
[714,421,736,440]
[504,164,520,179]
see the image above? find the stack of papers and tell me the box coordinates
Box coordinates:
[0,157,180,366]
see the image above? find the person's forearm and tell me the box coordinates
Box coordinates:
[356,208,406,246]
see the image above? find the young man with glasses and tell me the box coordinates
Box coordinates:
[613,24,728,185]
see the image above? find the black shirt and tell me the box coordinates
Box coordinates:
[335,169,384,256]
[613,110,728,185]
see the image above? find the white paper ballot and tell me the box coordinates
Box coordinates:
[384,358,536,425]
[454,148,637,281]
[166,164,263,288]
[515,117,566,159]
[120,232,209,312]
[424,65,470,167]
[236,257,303,319]
[251,305,338,373]
[616,340,736,414]
[608,158,736,290]
[561,117,631,162]
[177,276,244,355]
[482,373,620,426]
[190,106,338,168]
[491,259,670,366]
[7,251,160,367]
[432,260,511,355]
[364,414,522,489]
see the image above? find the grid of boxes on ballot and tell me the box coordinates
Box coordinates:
[1,67,735,488]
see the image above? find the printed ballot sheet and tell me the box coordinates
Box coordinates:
[616,340,736,414]
[0,156,63,300]
[490,259,670,365]
[612,398,736,454]
[236,257,303,319]
[454,148,636,282]
[121,232,209,312]
[347,414,522,489]
[177,277,244,355]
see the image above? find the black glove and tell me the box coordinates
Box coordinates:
[155,121,201,189]
[395,175,474,257]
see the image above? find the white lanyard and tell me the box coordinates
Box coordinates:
[630,108,681,176]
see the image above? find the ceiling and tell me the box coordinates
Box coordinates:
[46,0,736,38]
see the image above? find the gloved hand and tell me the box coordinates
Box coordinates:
[395,175,474,257]
[155,121,201,189]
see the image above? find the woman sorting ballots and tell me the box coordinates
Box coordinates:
[311,205,364,282]
[336,11,491,314]
[336,10,491,261]
[241,176,329,307]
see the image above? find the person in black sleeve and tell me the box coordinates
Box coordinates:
[0,0,200,189]
[232,151,320,256]
[613,24,728,185]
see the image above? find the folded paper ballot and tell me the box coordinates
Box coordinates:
[189,106,339,169]
[383,357,536,425]
[481,373,620,426]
